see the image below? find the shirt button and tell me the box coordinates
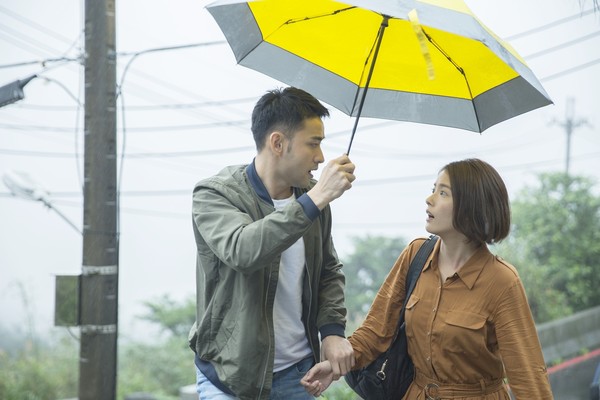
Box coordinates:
[426,356,431,362]
[427,331,431,336]
[432,308,437,312]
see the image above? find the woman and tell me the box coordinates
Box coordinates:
[302,159,553,399]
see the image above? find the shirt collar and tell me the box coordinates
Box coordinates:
[455,245,492,289]
[423,241,493,290]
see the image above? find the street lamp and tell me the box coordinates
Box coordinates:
[2,169,82,234]
[0,75,37,108]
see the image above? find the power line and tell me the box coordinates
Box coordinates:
[0,4,75,45]
[524,31,600,60]
[0,21,67,56]
[541,57,600,81]
[0,146,255,158]
[1,152,597,200]
[123,97,257,110]
[0,119,249,133]
[0,56,80,70]
[505,8,597,40]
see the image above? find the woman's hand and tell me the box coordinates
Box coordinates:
[300,360,335,397]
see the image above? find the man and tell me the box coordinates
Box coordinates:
[188,87,356,400]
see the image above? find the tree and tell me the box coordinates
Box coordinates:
[495,172,600,322]
[117,295,197,399]
[0,331,78,400]
[342,235,407,326]
[139,294,196,337]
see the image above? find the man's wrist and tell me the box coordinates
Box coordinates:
[306,188,328,210]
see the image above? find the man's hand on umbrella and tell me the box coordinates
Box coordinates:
[320,335,355,380]
[308,154,355,210]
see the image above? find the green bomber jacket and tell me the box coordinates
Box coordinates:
[188,161,347,399]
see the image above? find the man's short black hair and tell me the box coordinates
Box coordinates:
[251,87,329,151]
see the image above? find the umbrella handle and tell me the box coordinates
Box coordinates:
[347,15,390,155]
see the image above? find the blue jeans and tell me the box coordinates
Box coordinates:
[196,357,314,400]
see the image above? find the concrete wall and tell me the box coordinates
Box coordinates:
[537,305,600,400]
[537,305,600,364]
[548,352,600,400]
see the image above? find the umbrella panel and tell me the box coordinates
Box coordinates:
[250,3,520,100]
[208,0,552,132]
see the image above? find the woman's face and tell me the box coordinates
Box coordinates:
[425,169,455,236]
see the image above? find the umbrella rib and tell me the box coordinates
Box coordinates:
[422,29,482,131]
[282,6,356,25]
[347,15,390,155]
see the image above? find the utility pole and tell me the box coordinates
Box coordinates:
[553,98,589,176]
[80,0,118,398]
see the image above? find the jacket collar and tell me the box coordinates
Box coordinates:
[246,159,273,206]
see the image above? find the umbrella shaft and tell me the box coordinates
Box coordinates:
[347,15,389,155]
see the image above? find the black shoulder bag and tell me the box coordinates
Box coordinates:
[344,235,438,400]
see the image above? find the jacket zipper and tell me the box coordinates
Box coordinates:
[258,263,275,398]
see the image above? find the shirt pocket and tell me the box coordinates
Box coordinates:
[441,310,487,355]
[404,295,420,339]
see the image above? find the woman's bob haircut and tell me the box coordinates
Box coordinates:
[442,158,511,245]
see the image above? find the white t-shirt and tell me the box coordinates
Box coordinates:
[272,195,313,372]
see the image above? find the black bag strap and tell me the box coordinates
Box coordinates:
[392,235,438,341]
[403,235,438,310]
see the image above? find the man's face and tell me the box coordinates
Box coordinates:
[279,117,325,189]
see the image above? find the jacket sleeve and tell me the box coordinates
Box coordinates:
[193,182,313,274]
[494,278,554,399]
[315,204,347,337]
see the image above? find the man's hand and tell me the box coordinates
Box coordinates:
[301,361,334,397]
[308,154,355,210]
[321,335,355,380]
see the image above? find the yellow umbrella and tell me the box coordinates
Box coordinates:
[207,0,552,153]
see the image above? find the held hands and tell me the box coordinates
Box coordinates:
[308,154,356,210]
[300,360,334,397]
[321,335,355,379]
[302,336,354,397]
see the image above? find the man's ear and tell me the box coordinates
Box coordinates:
[269,131,285,155]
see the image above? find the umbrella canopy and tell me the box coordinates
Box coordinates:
[207,0,552,150]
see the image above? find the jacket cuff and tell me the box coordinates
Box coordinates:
[297,193,320,221]
[320,323,345,339]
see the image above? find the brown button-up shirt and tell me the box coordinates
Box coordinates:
[349,238,553,399]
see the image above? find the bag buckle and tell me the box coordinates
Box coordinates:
[424,383,440,400]
[376,359,387,380]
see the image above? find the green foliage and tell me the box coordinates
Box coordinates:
[117,336,193,400]
[495,172,600,322]
[0,334,78,400]
[321,379,361,399]
[342,235,407,326]
[139,294,196,337]
[117,295,196,399]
